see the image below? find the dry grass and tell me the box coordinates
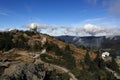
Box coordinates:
[32,33,96,61]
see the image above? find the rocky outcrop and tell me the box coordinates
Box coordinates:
[0,62,45,80]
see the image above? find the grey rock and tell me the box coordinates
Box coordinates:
[0,62,45,80]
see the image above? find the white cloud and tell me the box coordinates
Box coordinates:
[87,0,97,4]
[101,0,120,16]
[75,24,120,36]
[23,22,120,36]
[0,12,9,16]
[59,23,120,36]
[108,0,120,14]
[0,8,15,16]
[84,17,106,22]
[83,24,104,36]
[0,9,10,16]
[87,0,120,16]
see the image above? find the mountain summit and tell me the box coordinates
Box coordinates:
[0,30,119,80]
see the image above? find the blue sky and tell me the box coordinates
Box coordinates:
[0,0,120,36]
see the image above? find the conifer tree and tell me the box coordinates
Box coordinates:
[109,57,119,71]
[84,51,91,65]
[94,52,105,69]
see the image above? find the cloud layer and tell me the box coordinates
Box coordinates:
[24,23,120,36]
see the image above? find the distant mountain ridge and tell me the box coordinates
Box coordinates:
[55,35,120,50]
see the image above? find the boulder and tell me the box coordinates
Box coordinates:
[0,62,45,80]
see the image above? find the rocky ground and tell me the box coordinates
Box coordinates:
[0,49,46,80]
[0,61,45,80]
[0,48,77,80]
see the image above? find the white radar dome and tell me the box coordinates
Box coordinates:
[30,23,37,29]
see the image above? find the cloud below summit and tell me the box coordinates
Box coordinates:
[83,24,105,36]
[24,23,120,36]
[73,24,120,36]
